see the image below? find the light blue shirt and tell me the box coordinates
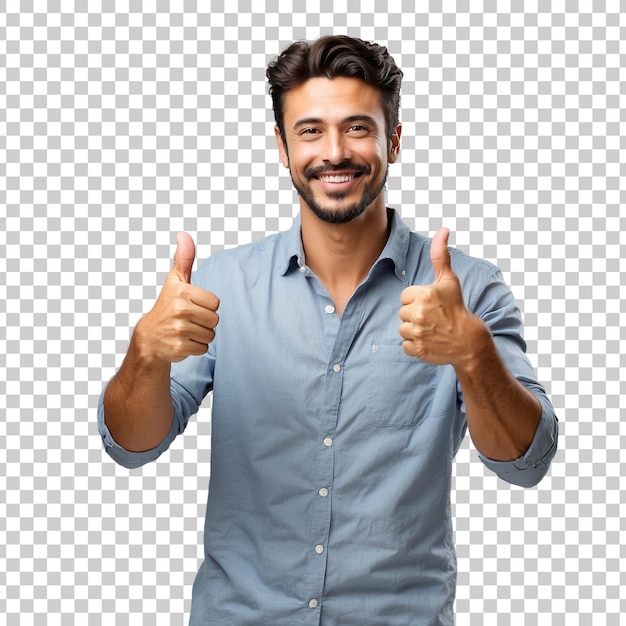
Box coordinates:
[98,209,558,625]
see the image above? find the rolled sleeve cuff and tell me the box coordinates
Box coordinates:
[97,384,178,470]
[478,397,559,488]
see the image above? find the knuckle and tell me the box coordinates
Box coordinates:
[421,285,436,302]
[173,338,187,355]
[172,299,191,319]
[409,308,425,327]
[171,318,187,335]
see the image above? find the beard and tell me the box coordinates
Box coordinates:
[290,162,389,225]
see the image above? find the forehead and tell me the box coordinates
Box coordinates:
[283,76,385,126]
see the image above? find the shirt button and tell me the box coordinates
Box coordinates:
[325,304,335,314]
[332,363,341,373]
[323,437,333,447]
[315,544,324,554]
[309,599,319,609]
[318,487,329,497]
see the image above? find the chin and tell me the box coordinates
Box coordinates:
[305,198,370,224]
[294,172,388,225]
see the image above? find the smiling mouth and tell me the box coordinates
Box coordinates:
[317,173,362,183]
[305,162,369,182]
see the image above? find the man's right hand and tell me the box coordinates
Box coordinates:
[136,232,220,363]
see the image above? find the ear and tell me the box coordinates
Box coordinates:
[274,126,290,169]
[388,124,402,164]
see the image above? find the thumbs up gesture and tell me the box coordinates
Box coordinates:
[172,231,196,284]
[399,228,481,367]
[135,232,220,363]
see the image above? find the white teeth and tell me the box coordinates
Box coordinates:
[319,174,354,183]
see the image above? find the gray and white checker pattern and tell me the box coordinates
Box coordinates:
[0,2,623,624]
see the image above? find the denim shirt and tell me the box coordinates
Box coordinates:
[98,209,558,625]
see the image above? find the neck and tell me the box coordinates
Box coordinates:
[300,202,391,314]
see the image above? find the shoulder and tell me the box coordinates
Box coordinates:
[403,227,512,317]
[205,230,286,263]
[191,229,292,292]
[407,229,500,284]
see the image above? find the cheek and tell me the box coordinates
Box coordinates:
[294,143,319,162]
[289,148,319,179]
[366,141,389,165]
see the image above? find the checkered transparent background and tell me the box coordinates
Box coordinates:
[1,2,624,624]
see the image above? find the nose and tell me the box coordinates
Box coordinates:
[323,129,350,164]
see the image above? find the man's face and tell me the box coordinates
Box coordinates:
[275,76,401,224]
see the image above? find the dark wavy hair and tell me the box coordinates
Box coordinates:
[266,35,403,144]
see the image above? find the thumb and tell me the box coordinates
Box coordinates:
[173,231,196,283]
[430,227,453,283]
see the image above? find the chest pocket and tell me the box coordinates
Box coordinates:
[366,341,440,428]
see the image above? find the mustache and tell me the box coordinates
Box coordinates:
[304,162,371,180]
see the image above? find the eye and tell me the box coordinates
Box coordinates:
[347,125,369,136]
[299,127,321,135]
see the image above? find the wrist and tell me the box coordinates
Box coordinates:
[131,316,172,371]
[454,314,494,377]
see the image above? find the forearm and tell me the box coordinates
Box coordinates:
[103,318,175,453]
[456,319,542,462]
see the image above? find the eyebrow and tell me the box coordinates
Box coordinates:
[292,114,379,131]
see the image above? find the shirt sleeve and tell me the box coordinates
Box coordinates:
[478,393,559,488]
[461,263,559,488]
[97,375,207,470]
[97,381,176,469]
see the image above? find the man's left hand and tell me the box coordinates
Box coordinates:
[398,228,486,368]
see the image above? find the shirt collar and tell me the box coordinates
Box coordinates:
[279,213,306,276]
[279,208,410,281]
[375,208,411,281]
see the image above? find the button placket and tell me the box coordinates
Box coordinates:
[305,285,363,616]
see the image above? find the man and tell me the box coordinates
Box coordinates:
[98,35,558,625]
